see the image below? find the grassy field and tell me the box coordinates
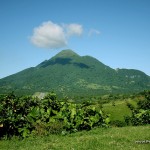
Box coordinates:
[102,100,131,122]
[0,125,149,150]
[102,98,138,122]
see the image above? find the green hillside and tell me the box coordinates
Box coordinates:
[0,49,150,96]
[1,126,150,150]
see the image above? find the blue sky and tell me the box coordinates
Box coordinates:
[0,0,150,79]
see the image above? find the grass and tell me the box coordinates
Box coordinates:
[0,125,149,150]
[102,99,137,122]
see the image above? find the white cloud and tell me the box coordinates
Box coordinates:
[30,21,67,49]
[30,21,101,49]
[65,24,83,37]
[88,29,101,37]
[30,21,83,49]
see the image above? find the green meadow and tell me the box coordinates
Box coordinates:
[0,126,149,150]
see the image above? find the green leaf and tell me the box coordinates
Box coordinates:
[71,108,76,119]
[105,118,110,124]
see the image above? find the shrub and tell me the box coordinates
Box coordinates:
[125,90,150,126]
[0,92,110,138]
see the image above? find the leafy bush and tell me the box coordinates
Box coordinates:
[125,90,150,126]
[0,92,110,138]
[0,92,40,138]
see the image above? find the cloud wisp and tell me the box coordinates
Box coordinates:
[88,29,101,37]
[30,21,83,49]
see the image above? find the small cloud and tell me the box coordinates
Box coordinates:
[88,29,101,37]
[65,24,83,37]
[30,21,67,49]
[30,21,83,49]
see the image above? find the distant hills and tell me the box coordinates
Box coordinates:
[0,49,150,96]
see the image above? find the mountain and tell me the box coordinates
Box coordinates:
[0,49,150,96]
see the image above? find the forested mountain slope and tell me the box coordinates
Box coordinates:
[0,49,150,96]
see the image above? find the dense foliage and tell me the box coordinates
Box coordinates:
[125,90,150,126]
[0,50,150,96]
[0,92,109,138]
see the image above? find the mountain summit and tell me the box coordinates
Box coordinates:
[54,49,79,58]
[0,49,150,96]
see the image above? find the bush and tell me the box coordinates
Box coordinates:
[125,90,150,126]
[0,92,110,138]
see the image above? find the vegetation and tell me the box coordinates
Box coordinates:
[125,90,150,126]
[0,92,109,138]
[102,100,132,126]
[0,90,149,149]
[0,126,149,150]
[1,91,149,138]
[0,49,150,96]
[0,49,149,150]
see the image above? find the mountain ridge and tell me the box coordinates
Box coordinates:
[0,49,150,96]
